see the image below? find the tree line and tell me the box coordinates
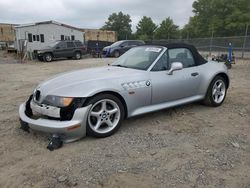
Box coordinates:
[101,0,250,40]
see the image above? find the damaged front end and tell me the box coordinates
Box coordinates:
[19,94,91,143]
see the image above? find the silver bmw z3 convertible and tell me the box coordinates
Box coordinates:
[19,43,229,142]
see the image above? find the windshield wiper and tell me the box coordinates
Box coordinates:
[112,64,128,68]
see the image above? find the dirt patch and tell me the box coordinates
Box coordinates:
[0,54,249,187]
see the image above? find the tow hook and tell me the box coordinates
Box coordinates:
[20,119,30,133]
[47,134,63,151]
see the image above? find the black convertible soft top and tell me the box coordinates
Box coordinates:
[150,43,207,65]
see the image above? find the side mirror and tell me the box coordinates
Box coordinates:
[120,45,124,48]
[56,46,60,49]
[167,62,183,75]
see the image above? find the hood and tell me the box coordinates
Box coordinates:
[37,47,53,52]
[103,46,111,50]
[36,66,148,99]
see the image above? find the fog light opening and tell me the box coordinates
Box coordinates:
[67,124,81,131]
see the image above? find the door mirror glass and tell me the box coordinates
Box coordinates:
[167,62,183,75]
[56,46,60,49]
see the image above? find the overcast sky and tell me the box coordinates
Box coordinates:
[0,0,195,31]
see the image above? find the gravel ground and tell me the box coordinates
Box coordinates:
[0,51,250,188]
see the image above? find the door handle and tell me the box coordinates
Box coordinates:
[191,72,199,77]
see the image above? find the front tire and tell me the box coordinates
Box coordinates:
[114,50,120,58]
[43,53,53,62]
[203,76,227,107]
[86,94,125,138]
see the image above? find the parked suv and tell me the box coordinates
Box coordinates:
[37,40,87,62]
[102,40,145,57]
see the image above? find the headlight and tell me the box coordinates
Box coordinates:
[43,95,73,107]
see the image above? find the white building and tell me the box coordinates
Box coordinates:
[15,21,85,52]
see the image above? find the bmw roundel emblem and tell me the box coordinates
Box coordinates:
[146,81,151,86]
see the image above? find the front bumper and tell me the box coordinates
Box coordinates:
[102,48,114,57]
[37,52,44,57]
[102,50,109,57]
[19,101,91,143]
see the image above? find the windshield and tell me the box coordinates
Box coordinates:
[47,41,60,48]
[112,46,163,70]
[110,41,124,47]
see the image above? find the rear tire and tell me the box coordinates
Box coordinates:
[203,76,227,107]
[86,94,125,138]
[74,51,82,60]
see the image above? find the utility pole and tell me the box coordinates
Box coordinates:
[242,24,249,59]
[124,27,128,40]
[187,31,189,40]
[209,27,214,56]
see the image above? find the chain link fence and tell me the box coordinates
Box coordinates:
[147,36,250,59]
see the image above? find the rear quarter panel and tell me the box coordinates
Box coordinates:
[197,61,229,97]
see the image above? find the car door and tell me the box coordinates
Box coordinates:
[65,41,76,57]
[119,41,129,54]
[150,48,201,104]
[74,41,86,54]
[53,41,67,58]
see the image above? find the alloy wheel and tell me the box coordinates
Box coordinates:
[212,79,226,104]
[88,99,121,134]
[75,52,81,59]
[45,54,52,62]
